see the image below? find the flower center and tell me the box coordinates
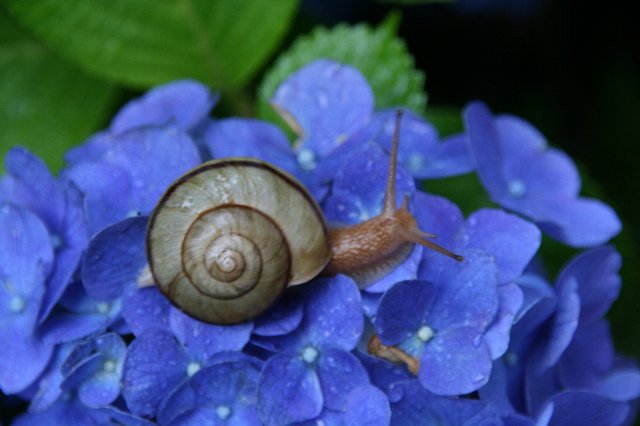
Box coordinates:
[103,359,116,373]
[417,325,434,342]
[186,361,201,377]
[302,346,319,364]
[50,233,63,250]
[9,296,25,313]
[96,302,111,314]
[409,154,424,172]
[508,179,526,198]
[216,405,231,420]
[297,148,316,170]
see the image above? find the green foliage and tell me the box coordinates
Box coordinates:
[7,0,297,91]
[258,13,427,125]
[0,10,117,173]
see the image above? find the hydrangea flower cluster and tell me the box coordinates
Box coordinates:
[1,59,637,425]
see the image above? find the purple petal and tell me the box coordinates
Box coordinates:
[374,280,437,345]
[257,353,323,426]
[343,385,391,425]
[169,308,252,361]
[121,286,172,336]
[81,217,148,301]
[420,327,492,395]
[204,118,298,174]
[122,328,189,417]
[556,246,621,324]
[271,59,374,157]
[484,283,524,359]
[111,80,217,134]
[104,126,201,213]
[465,209,541,284]
[316,348,369,410]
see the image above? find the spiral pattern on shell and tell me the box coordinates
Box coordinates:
[146,159,331,324]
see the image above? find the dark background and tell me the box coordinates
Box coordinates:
[300,0,640,360]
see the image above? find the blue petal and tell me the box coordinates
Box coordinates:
[365,245,423,293]
[121,286,172,336]
[368,109,473,178]
[28,342,75,411]
[465,209,541,284]
[204,118,298,174]
[427,250,499,333]
[81,217,148,301]
[323,142,414,225]
[159,360,261,426]
[62,161,133,233]
[122,328,189,417]
[271,59,374,157]
[543,391,629,426]
[64,131,113,165]
[463,101,509,200]
[111,80,217,134]
[534,275,580,371]
[413,191,465,253]
[253,296,304,337]
[374,280,437,345]
[420,326,492,395]
[302,275,363,350]
[392,380,503,425]
[484,283,523,360]
[343,385,391,426]
[356,351,413,403]
[523,197,621,248]
[555,246,621,324]
[592,368,640,402]
[557,320,614,389]
[168,308,252,361]
[316,348,369,410]
[257,353,323,426]
[12,397,104,426]
[104,126,201,213]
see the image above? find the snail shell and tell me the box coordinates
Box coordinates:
[146,159,331,324]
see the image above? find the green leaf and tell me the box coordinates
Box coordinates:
[424,105,464,136]
[422,173,493,216]
[0,11,117,174]
[7,0,298,91]
[258,13,427,125]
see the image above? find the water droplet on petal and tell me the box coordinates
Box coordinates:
[508,179,526,198]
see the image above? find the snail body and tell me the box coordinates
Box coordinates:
[146,111,461,324]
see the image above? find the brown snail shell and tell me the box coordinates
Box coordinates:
[146,158,331,324]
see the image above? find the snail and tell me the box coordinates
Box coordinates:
[145,110,462,324]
